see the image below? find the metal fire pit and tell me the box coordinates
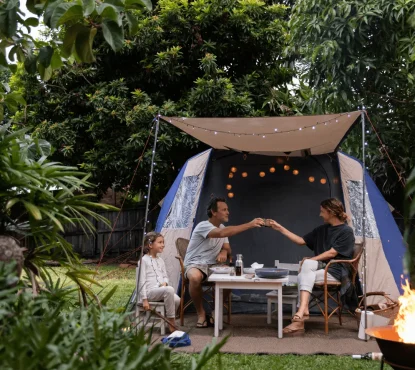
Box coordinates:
[366,326,415,370]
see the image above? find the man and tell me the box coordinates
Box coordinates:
[184,197,264,328]
[268,198,355,334]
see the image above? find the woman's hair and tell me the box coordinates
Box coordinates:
[142,231,163,254]
[320,198,348,223]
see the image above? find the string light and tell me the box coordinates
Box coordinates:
[228,192,234,198]
[284,165,290,171]
[229,173,234,178]
[166,112,353,136]
[226,184,232,190]
[309,176,315,183]
[293,169,299,175]
[231,167,237,173]
[242,172,248,177]
[259,171,266,177]
[269,167,276,173]
[320,178,327,184]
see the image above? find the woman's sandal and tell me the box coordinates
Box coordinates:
[283,321,305,335]
[196,315,214,328]
[292,314,310,322]
[196,319,208,328]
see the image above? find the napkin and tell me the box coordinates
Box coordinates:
[251,262,264,269]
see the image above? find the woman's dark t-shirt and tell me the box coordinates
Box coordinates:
[303,223,355,281]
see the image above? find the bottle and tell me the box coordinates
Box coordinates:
[352,352,383,361]
[235,254,243,276]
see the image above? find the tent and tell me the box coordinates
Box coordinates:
[155,111,405,309]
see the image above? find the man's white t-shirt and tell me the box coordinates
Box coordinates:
[184,221,229,266]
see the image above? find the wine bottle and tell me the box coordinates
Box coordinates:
[352,352,383,361]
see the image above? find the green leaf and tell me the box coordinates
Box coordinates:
[82,0,95,16]
[124,0,152,11]
[97,3,120,24]
[75,26,97,63]
[24,17,39,27]
[43,0,64,27]
[0,104,3,121]
[6,198,20,210]
[22,201,42,220]
[26,0,48,16]
[100,285,118,305]
[61,23,84,58]
[51,50,63,69]
[24,53,38,74]
[38,46,54,68]
[38,64,53,81]
[0,6,18,38]
[126,12,138,36]
[101,19,124,52]
[4,92,26,106]
[51,3,83,29]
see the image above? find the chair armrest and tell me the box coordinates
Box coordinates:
[323,258,358,284]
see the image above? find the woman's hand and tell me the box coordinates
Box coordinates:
[268,219,283,232]
[143,299,150,311]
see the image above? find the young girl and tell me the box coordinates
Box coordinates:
[138,232,180,333]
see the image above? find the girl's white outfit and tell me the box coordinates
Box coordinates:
[138,254,180,318]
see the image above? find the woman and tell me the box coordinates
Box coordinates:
[268,198,356,334]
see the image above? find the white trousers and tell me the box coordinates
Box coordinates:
[146,286,180,318]
[298,259,339,294]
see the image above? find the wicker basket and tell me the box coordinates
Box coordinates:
[355,291,399,325]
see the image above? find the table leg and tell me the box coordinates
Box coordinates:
[278,284,283,338]
[219,288,223,330]
[214,284,220,337]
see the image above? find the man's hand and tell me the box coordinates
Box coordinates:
[216,250,228,263]
[249,218,265,228]
[143,299,150,311]
[268,219,283,232]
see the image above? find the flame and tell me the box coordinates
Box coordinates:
[394,280,415,344]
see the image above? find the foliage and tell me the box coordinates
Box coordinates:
[0,125,118,301]
[0,261,227,370]
[288,0,415,204]
[14,0,296,199]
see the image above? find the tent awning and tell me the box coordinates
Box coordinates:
[162,111,361,156]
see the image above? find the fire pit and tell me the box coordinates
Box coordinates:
[366,326,415,370]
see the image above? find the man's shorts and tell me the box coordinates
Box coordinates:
[185,264,222,282]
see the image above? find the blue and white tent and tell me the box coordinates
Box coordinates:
[156,112,405,302]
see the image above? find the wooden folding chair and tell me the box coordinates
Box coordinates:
[308,242,364,334]
[175,237,231,326]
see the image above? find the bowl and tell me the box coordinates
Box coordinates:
[243,268,256,274]
[209,266,231,274]
[255,268,289,279]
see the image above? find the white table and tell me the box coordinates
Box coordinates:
[208,273,289,338]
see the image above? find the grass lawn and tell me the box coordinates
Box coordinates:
[47,265,390,369]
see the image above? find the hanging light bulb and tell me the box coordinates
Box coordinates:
[259,171,266,177]
[231,167,237,173]
[269,167,276,173]
[242,172,248,178]
[276,158,284,164]
[333,177,339,184]
[320,178,327,184]
[309,176,315,183]
[226,184,232,190]
[293,169,299,175]
[228,192,234,198]
[229,173,234,179]
[284,165,290,171]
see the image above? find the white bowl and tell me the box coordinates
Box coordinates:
[209,266,231,274]
[243,268,255,274]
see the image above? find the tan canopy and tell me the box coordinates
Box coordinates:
[162,111,361,156]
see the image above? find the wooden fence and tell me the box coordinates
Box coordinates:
[64,206,159,259]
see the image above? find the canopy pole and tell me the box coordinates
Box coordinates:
[135,116,160,323]
[361,109,368,340]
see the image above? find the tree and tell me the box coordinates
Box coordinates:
[0,124,117,300]
[14,0,296,199]
[288,0,415,209]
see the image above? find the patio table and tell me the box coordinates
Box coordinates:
[208,273,289,338]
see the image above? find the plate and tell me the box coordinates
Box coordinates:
[209,266,231,274]
[255,268,289,279]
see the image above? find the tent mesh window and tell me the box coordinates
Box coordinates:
[347,180,379,238]
[164,175,199,229]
